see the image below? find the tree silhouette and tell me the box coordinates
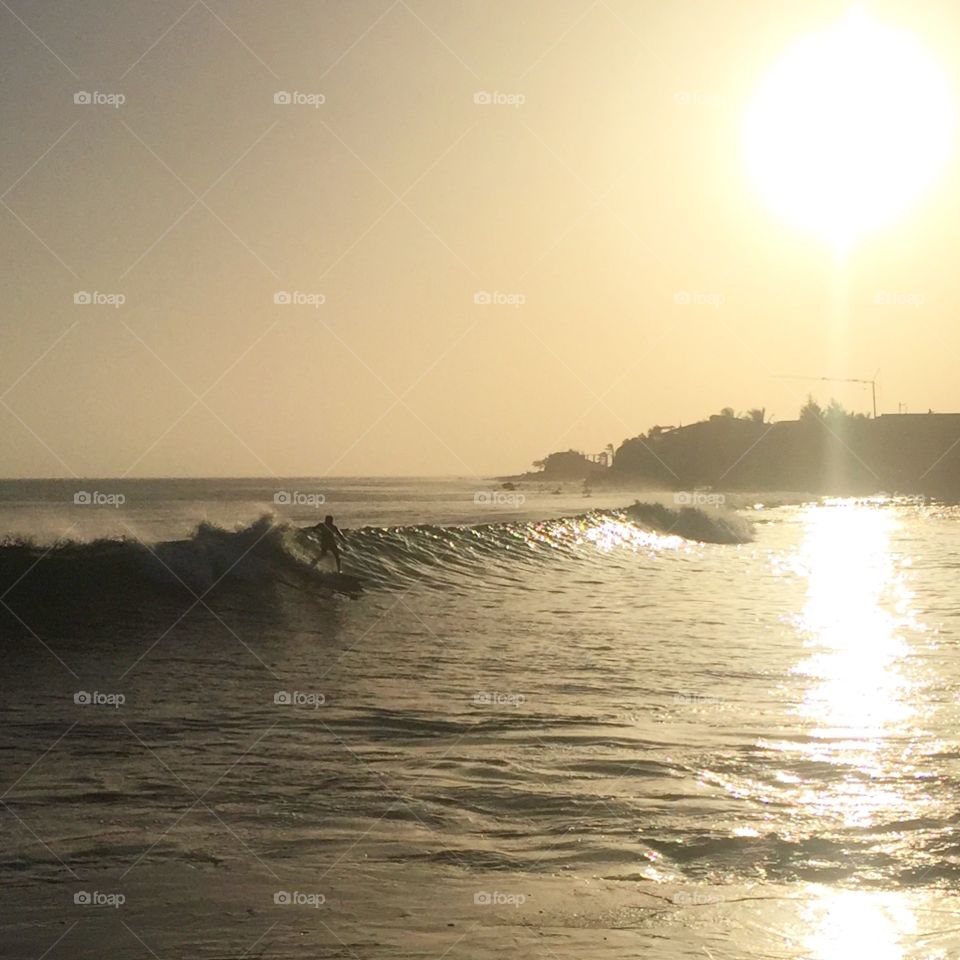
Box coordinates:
[799,394,823,422]
[824,398,848,421]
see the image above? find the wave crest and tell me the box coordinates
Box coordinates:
[0,503,751,630]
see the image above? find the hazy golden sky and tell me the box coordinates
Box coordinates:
[2,0,959,477]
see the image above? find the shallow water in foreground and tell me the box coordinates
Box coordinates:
[2,480,960,957]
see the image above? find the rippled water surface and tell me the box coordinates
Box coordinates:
[2,481,959,956]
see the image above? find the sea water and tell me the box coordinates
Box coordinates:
[1,479,959,958]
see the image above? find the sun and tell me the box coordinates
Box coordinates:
[744,8,954,254]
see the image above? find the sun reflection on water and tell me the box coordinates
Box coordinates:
[781,501,924,834]
[800,887,916,960]
[784,504,927,957]
[794,501,913,741]
[580,516,683,552]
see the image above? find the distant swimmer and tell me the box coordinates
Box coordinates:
[310,515,347,573]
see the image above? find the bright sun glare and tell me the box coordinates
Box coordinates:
[744,7,954,253]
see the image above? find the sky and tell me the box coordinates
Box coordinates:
[2,0,960,478]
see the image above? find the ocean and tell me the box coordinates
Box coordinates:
[2,478,959,958]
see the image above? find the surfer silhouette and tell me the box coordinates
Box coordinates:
[311,515,346,573]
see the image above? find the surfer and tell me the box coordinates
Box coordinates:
[310,515,347,573]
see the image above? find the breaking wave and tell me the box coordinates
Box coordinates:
[0,503,751,629]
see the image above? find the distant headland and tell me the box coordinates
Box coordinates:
[519,399,960,498]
